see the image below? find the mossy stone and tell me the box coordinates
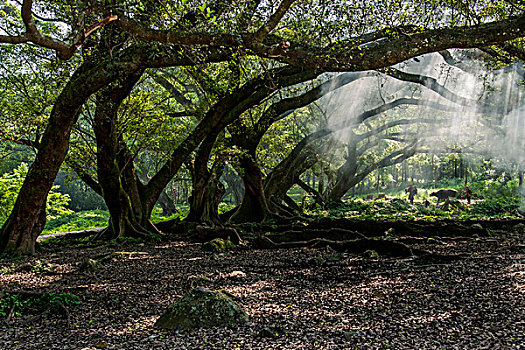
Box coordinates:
[78,258,102,272]
[201,238,235,252]
[154,287,248,330]
[363,249,379,258]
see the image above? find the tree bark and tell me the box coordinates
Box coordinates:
[327,139,359,203]
[229,151,273,223]
[186,132,225,225]
[0,58,141,255]
[93,71,161,239]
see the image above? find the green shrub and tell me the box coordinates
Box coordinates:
[43,210,109,234]
[151,205,188,223]
[0,163,73,224]
[470,197,520,216]
[469,179,520,200]
[0,292,80,317]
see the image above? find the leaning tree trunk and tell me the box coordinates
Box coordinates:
[157,189,177,216]
[93,71,159,239]
[326,141,359,203]
[229,151,273,223]
[187,132,226,225]
[326,161,360,203]
[187,171,225,226]
[0,58,140,255]
[265,147,318,205]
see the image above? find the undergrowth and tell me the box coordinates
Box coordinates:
[0,292,80,317]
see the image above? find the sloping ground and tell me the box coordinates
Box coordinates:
[0,225,524,349]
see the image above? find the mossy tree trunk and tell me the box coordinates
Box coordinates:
[93,71,161,239]
[229,150,273,223]
[0,57,142,255]
[186,132,225,226]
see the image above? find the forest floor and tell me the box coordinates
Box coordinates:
[0,220,524,349]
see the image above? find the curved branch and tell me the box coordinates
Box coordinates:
[379,67,476,106]
[147,71,192,106]
[255,71,374,136]
[254,0,297,42]
[0,0,117,60]
[112,8,525,72]
[355,118,449,143]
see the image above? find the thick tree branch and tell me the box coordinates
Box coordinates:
[147,71,192,106]
[0,0,117,60]
[0,136,39,149]
[357,145,418,181]
[113,9,525,71]
[266,14,525,71]
[296,178,324,205]
[255,71,374,137]
[68,164,102,196]
[355,118,449,143]
[379,67,476,106]
[498,42,525,61]
[254,0,297,42]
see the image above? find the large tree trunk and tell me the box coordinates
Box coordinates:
[0,58,140,255]
[1,201,47,256]
[93,71,160,239]
[229,151,273,223]
[326,138,359,203]
[327,162,359,203]
[186,131,225,225]
[187,172,225,226]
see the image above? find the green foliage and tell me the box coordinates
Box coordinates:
[0,292,80,317]
[218,202,237,215]
[43,210,109,234]
[319,190,522,221]
[469,179,520,200]
[0,265,15,275]
[42,206,193,235]
[30,261,56,274]
[151,205,188,224]
[0,163,72,224]
[470,198,520,216]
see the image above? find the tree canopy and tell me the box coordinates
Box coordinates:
[2,0,525,255]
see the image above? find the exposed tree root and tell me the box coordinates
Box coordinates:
[262,228,365,243]
[194,225,242,245]
[154,217,181,233]
[94,218,157,241]
[303,217,522,237]
[255,236,425,258]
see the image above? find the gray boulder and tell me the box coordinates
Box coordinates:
[154,287,248,329]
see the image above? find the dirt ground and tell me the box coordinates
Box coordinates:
[1,226,524,349]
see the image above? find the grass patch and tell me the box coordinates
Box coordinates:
[151,205,189,224]
[0,292,80,317]
[42,210,109,235]
[311,195,522,221]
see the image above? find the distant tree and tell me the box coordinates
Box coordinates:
[3,0,525,254]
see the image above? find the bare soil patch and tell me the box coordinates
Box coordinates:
[1,224,524,349]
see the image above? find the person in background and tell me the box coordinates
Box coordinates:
[405,184,417,205]
[464,186,472,204]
